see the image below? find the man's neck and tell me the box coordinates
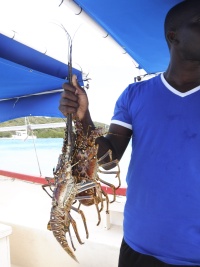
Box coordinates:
[164,64,200,93]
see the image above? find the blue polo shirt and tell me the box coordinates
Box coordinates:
[111,73,200,265]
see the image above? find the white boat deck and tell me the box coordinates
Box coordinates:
[0,175,125,267]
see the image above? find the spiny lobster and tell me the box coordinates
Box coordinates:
[42,116,120,262]
[42,27,120,263]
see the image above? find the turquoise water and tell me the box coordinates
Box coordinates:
[0,138,63,177]
[0,138,131,187]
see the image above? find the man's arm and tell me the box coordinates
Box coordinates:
[59,75,132,169]
[96,123,132,167]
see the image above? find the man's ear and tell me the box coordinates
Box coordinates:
[166,31,179,45]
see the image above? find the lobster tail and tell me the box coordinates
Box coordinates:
[50,206,79,263]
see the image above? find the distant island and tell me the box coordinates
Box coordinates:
[0,116,109,138]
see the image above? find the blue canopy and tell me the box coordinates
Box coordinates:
[0,0,183,122]
[0,34,83,122]
[74,0,182,73]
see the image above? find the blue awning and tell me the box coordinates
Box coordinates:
[0,0,184,122]
[0,34,83,122]
[73,0,182,73]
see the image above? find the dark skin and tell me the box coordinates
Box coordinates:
[59,75,132,166]
[59,5,200,167]
[164,6,200,92]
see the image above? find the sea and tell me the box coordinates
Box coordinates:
[0,138,132,187]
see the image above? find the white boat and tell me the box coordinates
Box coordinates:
[11,129,37,140]
[9,117,37,140]
[0,171,125,267]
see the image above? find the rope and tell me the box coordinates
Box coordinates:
[26,117,42,177]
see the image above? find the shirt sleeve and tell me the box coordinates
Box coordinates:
[111,85,132,130]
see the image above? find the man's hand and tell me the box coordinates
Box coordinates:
[59,75,89,120]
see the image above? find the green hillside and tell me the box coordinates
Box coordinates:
[0,116,109,138]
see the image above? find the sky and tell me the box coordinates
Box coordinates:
[0,0,142,124]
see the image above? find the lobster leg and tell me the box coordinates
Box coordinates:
[68,226,76,251]
[71,206,89,239]
[98,158,121,203]
[97,186,110,214]
[98,176,119,203]
[67,211,85,244]
[76,182,110,226]
[42,184,54,198]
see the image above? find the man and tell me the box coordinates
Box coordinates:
[59,0,200,266]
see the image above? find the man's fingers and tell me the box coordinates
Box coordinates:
[59,97,78,107]
[72,75,78,87]
[59,89,79,116]
[72,74,86,95]
[61,90,78,101]
[59,97,78,115]
[62,82,76,93]
[62,75,86,95]
[59,105,77,116]
[60,74,88,118]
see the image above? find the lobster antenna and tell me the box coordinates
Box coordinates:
[58,24,73,156]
